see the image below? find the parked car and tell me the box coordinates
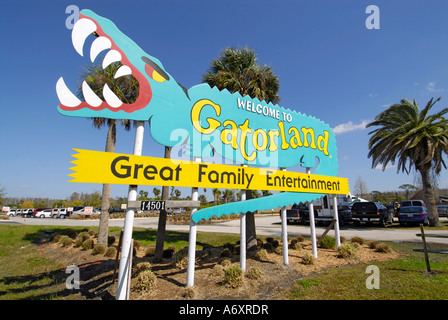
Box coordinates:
[437,205,448,217]
[351,201,393,227]
[284,203,309,224]
[7,209,17,216]
[18,209,33,217]
[34,208,53,218]
[398,206,429,226]
[400,200,426,208]
[31,208,51,218]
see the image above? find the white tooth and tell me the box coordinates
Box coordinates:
[82,81,102,107]
[103,84,123,108]
[114,65,132,79]
[56,77,81,107]
[102,50,121,69]
[90,36,112,63]
[72,18,97,57]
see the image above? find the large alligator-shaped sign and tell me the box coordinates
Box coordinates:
[56,10,342,221]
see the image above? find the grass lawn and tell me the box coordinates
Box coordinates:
[0,224,447,300]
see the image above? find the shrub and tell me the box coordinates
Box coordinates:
[337,242,357,259]
[246,267,263,280]
[296,236,305,242]
[134,270,157,293]
[275,246,283,255]
[262,242,274,252]
[162,248,174,259]
[255,249,269,261]
[59,235,73,247]
[78,232,90,242]
[92,245,105,255]
[52,234,61,243]
[105,246,117,257]
[107,235,116,246]
[88,230,96,237]
[374,244,391,253]
[224,265,244,288]
[290,239,302,250]
[271,240,279,248]
[319,235,335,249]
[266,237,274,243]
[171,247,189,269]
[74,236,84,247]
[367,241,379,249]
[302,253,316,265]
[256,239,263,247]
[134,262,152,274]
[67,230,78,239]
[351,237,365,245]
[145,244,156,257]
[82,239,94,250]
[133,240,141,250]
[220,248,232,258]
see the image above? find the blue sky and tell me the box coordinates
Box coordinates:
[2,0,448,201]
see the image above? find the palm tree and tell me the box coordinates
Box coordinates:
[367,97,448,227]
[202,46,280,249]
[77,61,139,246]
[202,47,280,104]
[212,188,221,205]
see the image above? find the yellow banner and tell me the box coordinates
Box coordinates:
[69,149,349,194]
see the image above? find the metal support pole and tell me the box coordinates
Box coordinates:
[281,206,289,265]
[306,168,318,258]
[186,157,200,287]
[280,168,288,265]
[116,121,144,300]
[332,195,341,248]
[240,189,247,272]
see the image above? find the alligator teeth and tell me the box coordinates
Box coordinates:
[82,81,103,107]
[56,77,81,107]
[102,50,122,70]
[90,36,112,63]
[72,18,97,57]
[114,65,132,79]
[103,84,123,108]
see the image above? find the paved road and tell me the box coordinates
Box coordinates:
[3,215,448,244]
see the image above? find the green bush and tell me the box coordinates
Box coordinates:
[351,237,365,245]
[374,244,391,253]
[107,235,116,246]
[302,253,316,265]
[74,236,84,247]
[105,246,117,257]
[337,242,357,259]
[92,245,105,255]
[145,244,156,257]
[246,267,263,280]
[171,247,189,269]
[367,241,379,249]
[78,232,90,242]
[319,235,335,249]
[134,270,157,293]
[82,239,94,250]
[255,249,269,261]
[59,235,73,247]
[224,265,244,288]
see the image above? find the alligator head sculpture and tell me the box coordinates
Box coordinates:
[56,9,341,220]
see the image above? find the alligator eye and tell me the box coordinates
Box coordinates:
[142,56,170,83]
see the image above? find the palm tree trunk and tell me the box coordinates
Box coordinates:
[154,146,171,262]
[418,167,440,227]
[245,190,258,251]
[97,120,117,246]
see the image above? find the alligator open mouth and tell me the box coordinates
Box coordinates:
[56,14,151,114]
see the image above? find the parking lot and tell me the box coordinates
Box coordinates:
[3,214,448,245]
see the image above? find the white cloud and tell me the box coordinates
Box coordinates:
[426,81,444,93]
[374,163,396,170]
[332,120,369,135]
